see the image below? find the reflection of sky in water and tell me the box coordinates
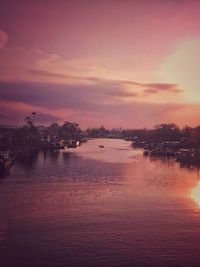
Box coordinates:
[190,178,200,208]
[67,138,142,163]
[1,139,200,267]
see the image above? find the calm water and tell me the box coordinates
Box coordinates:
[1,138,200,267]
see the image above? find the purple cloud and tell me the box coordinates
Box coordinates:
[0,78,184,127]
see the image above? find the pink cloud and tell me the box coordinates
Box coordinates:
[0,1,200,128]
[0,30,8,48]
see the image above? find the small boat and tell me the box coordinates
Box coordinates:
[143,150,149,156]
[0,150,14,169]
[99,145,104,148]
[67,140,80,148]
[57,140,66,149]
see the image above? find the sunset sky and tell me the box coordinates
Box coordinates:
[0,0,200,128]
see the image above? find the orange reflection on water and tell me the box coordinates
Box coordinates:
[191,179,200,208]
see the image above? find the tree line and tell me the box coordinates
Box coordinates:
[0,119,200,153]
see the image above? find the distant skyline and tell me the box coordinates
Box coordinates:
[0,0,200,128]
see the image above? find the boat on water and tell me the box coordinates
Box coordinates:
[0,150,14,169]
[67,140,80,148]
[143,150,149,156]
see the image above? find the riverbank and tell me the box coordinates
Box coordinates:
[133,140,200,168]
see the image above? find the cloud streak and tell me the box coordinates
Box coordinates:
[0,78,190,128]
[0,78,181,110]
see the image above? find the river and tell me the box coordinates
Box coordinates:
[1,138,200,267]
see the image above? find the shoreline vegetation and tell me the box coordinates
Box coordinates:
[0,114,200,170]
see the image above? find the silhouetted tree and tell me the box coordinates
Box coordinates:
[48,123,60,140]
[153,123,182,141]
[60,121,82,139]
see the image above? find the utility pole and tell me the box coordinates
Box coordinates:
[32,112,37,125]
